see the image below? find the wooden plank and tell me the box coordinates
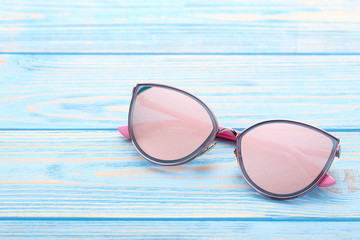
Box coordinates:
[0,54,359,129]
[0,130,359,219]
[0,220,359,239]
[1,0,358,238]
[0,0,360,53]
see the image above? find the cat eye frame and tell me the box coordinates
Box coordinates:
[118,83,340,199]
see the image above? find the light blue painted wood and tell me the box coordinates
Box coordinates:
[0,130,358,219]
[0,220,359,239]
[0,54,359,129]
[1,0,360,238]
[0,0,360,53]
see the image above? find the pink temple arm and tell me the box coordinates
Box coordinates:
[118,125,131,140]
[117,125,336,187]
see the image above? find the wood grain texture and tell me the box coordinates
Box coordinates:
[1,0,360,238]
[0,130,359,218]
[0,54,359,129]
[0,0,360,53]
[0,221,359,239]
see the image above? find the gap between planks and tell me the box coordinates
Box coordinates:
[0,217,360,222]
[1,52,360,55]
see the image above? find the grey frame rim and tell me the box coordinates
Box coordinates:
[128,83,219,166]
[126,84,340,199]
[235,119,340,200]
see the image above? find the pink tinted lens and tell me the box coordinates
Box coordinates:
[131,86,215,161]
[240,122,334,195]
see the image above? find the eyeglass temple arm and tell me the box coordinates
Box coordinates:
[117,125,336,187]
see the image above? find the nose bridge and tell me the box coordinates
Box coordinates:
[218,127,239,138]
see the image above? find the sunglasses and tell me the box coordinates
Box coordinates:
[118,83,341,199]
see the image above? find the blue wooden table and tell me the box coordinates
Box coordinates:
[1,0,360,238]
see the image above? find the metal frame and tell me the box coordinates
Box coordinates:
[127,83,341,199]
[234,119,340,199]
[128,83,219,166]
